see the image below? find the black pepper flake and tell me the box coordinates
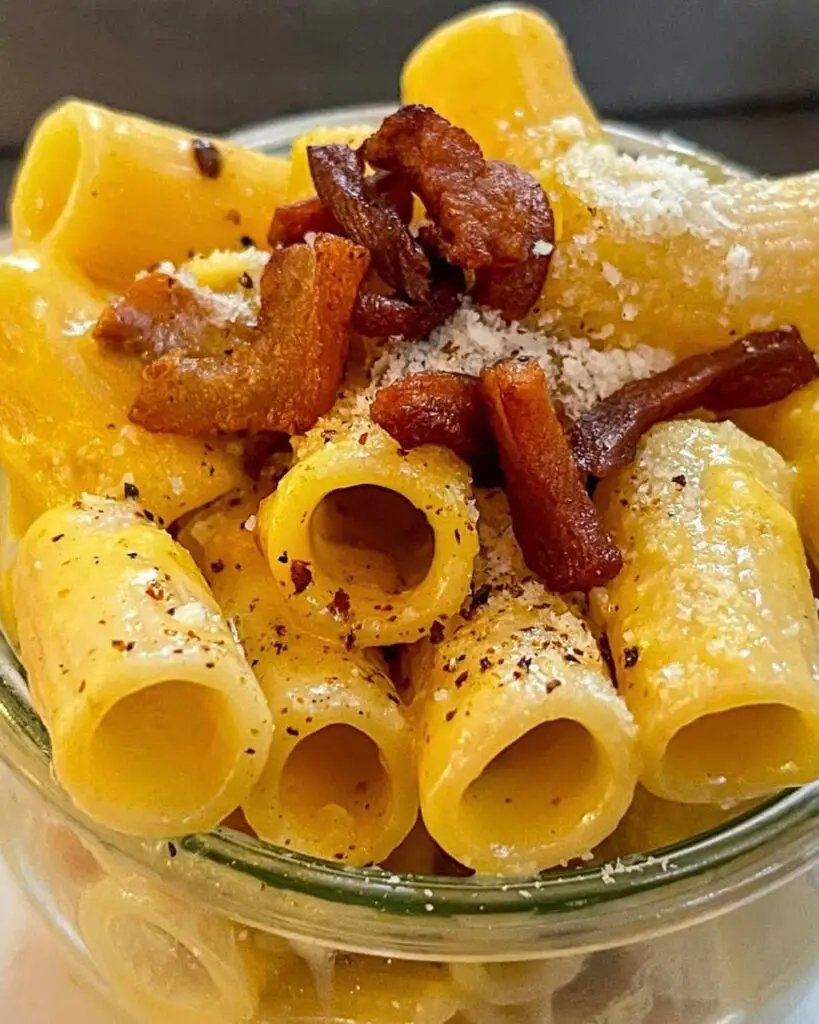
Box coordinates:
[598,632,617,682]
[277,551,289,564]
[454,529,461,545]
[240,234,255,248]
[167,842,178,858]
[210,559,225,575]
[429,620,445,644]
[518,656,532,671]
[624,646,640,668]
[672,474,687,488]
[454,670,469,688]
[78,680,86,694]
[51,534,64,543]
[238,271,253,289]
[111,639,135,652]
[344,630,356,651]
[191,137,223,179]
[205,661,216,668]
[126,551,138,560]
[245,747,256,755]
[274,624,287,637]
[462,583,491,620]
[545,679,562,694]
[445,709,457,722]
[290,560,313,594]
[286,726,300,737]
[328,588,351,619]
[225,208,241,225]
[386,692,400,704]
[143,509,155,522]
[123,481,140,500]
[479,656,492,672]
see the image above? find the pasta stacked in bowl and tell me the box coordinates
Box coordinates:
[3,5,819,1023]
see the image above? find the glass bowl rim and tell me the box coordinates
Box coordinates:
[2,105,818,945]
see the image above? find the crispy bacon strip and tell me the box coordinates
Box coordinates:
[129,234,369,435]
[268,170,414,247]
[352,260,465,340]
[307,144,430,301]
[361,105,553,320]
[481,358,622,592]
[93,272,247,359]
[372,371,499,481]
[571,327,818,477]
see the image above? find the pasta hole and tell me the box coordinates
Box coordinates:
[664,703,814,794]
[89,682,240,819]
[310,485,434,595]
[279,724,391,854]
[14,109,81,242]
[460,719,606,849]
[108,915,218,1006]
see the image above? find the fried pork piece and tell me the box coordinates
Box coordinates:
[307,144,430,300]
[362,104,553,319]
[481,358,622,592]
[571,326,818,477]
[93,272,248,359]
[351,259,465,339]
[371,371,498,481]
[268,170,414,247]
[127,234,369,435]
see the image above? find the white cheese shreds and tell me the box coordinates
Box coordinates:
[370,303,673,421]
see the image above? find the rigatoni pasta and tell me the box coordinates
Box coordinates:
[407,492,639,874]
[13,496,271,836]
[597,420,819,803]
[12,100,290,289]
[188,492,418,865]
[257,425,479,647]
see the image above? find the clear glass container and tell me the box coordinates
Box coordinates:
[1,109,818,1024]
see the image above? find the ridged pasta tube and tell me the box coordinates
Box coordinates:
[78,873,266,1024]
[11,100,289,289]
[13,496,271,836]
[597,419,819,803]
[187,491,418,865]
[407,491,639,875]
[258,425,479,647]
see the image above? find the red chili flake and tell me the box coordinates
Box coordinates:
[191,138,223,179]
[145,581,166,601]
[371,370,499,481]
[571,327,818,477]
[429,620,446,644]
[481,358,622,592]
[328,588,351,618]
[290,560,313,595]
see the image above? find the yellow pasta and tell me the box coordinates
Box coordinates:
[11,100,289,289]
[402,5,601,169]
[0,251,244,534]
[450,958,583,1020]
[13,496,272,836]
[186,491,418,865]
[734,380,819,566]
[287,125,376,201]
[257,425,479,647]
[78,873,266,1024]
[542,141,819,357]
[597,419,819,803]
[408,491,638,875]
[596,786,758,861]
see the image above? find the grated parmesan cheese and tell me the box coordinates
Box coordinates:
[370,303,673,422]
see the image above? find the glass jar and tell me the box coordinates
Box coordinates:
[2,111,818,1024]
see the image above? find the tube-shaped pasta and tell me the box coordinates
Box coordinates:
[13,496,271,836]
[597,419,819,803]
[78,873,266,1024]
[596,786,758,862]
[401,5,601,168]
[0,251,244,533]
[735,380,819,566]
[258,425,479,647]
[543,142,819,356]
[187,491,418,865]
[11,100,289,289]
[407,491,638,875]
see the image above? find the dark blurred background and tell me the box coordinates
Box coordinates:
[2,0,819,218]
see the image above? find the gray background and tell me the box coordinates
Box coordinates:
[2,0,819,216]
